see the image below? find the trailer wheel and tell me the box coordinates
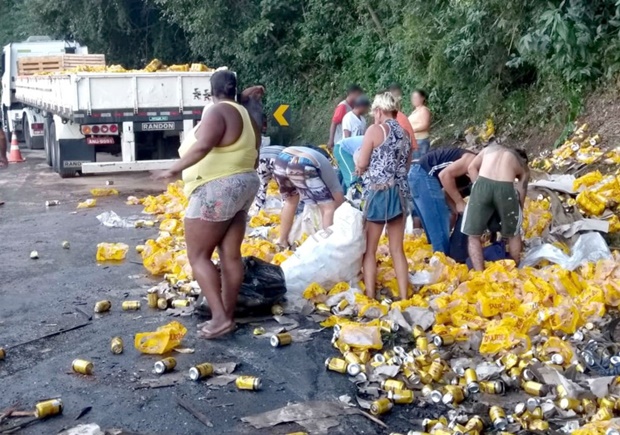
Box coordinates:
[23,117,44,150]
[44,119,53,167]
[50,123,59,172]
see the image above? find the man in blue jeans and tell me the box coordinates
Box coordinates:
[409,148,477,254]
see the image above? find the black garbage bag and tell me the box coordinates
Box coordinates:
[237,256,287,309]
[196,256,287,317]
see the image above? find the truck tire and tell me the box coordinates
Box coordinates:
[44,119,53,167]
[23,118,44,150]
[50,123,58,172]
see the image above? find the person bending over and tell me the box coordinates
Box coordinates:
[408,148,476,254]
[274,146,345,247]
[462,145,529,271]
[255,145,286,211]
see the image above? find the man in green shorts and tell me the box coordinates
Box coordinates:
[462,145,529,270]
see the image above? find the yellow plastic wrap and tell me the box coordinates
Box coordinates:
[77,199,97,209]
[574,170,603,191]
[96,243,129,261]
[337,323,383,350]
[328,282,350,296]
[134,321,187,354]
[90,188,119,197]
[189,63,210,72]
[303,282,327,300]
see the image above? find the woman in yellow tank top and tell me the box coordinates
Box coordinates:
[154,71,260,339]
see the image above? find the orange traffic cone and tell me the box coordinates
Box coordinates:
[8,131,25,163]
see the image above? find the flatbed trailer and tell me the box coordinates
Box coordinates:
[13,71,214,177]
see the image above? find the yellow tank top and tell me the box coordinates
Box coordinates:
[179,101,257,197]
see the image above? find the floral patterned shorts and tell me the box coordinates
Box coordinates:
[186,172,260,222]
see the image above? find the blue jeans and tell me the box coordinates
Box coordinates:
[408,164,451,254]
[333,144,359,192]
[412,138,430,161]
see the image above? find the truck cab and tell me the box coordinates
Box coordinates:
[1,36,88,149]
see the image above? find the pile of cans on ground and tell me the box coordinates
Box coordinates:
[122,126,620,433]
[532,123,620,171]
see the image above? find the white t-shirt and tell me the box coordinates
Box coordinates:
[341,112,367,137]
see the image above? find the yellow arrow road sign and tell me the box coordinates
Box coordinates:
[273,104,290,127]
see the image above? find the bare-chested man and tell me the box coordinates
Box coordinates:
[462,145,529,271]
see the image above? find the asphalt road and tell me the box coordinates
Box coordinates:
[0,151,443,435]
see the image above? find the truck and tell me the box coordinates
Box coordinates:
[2,36,215,177]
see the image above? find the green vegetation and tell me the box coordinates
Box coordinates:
[3,0,620,144]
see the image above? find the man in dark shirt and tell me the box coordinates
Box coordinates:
[408,148,476,253]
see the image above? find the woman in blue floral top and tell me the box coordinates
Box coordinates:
[356,92,412,300]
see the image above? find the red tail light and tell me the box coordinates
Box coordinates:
[80,124,120,136]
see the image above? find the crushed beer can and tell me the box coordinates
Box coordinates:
[387,389,415,404]
[433,334,455,347]
[72,359,94,375]
[522,380,548,396]
[157,298,168,310]
[490,406,508,431]
[464,368,479,394]
[94,300,111,313]
[35,398,63,418]
[236,375,261,390]
[154,357,176,374]
[271,304,284,316]
[189,363,214,381]
[325,357,348,374]
[110,337,123,354]
[171,299,190,308]
[147,292,158,308]
[370,397,393,416]
[442,385,465,405]
[271,332,292,347]
[122,301,141,311]
[381,379,406,392]
[559,398,581,411]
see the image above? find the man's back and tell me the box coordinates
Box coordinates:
[478,145,525,182]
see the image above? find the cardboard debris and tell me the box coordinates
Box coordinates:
[530,174,577,194]
[206,374,237,387]
[58,424,104,435]
[550,218,610,238]
[241,401,360,435]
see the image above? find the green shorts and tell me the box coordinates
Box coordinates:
[461,176,522,237]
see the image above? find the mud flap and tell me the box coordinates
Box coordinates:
[58,139,95,176]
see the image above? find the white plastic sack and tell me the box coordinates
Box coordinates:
[281,203,365,305]
[521,231,612,270]
[288,203,322,245]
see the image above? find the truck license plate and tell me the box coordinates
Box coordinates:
[141,122,176,131]
[86,137,115,145]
